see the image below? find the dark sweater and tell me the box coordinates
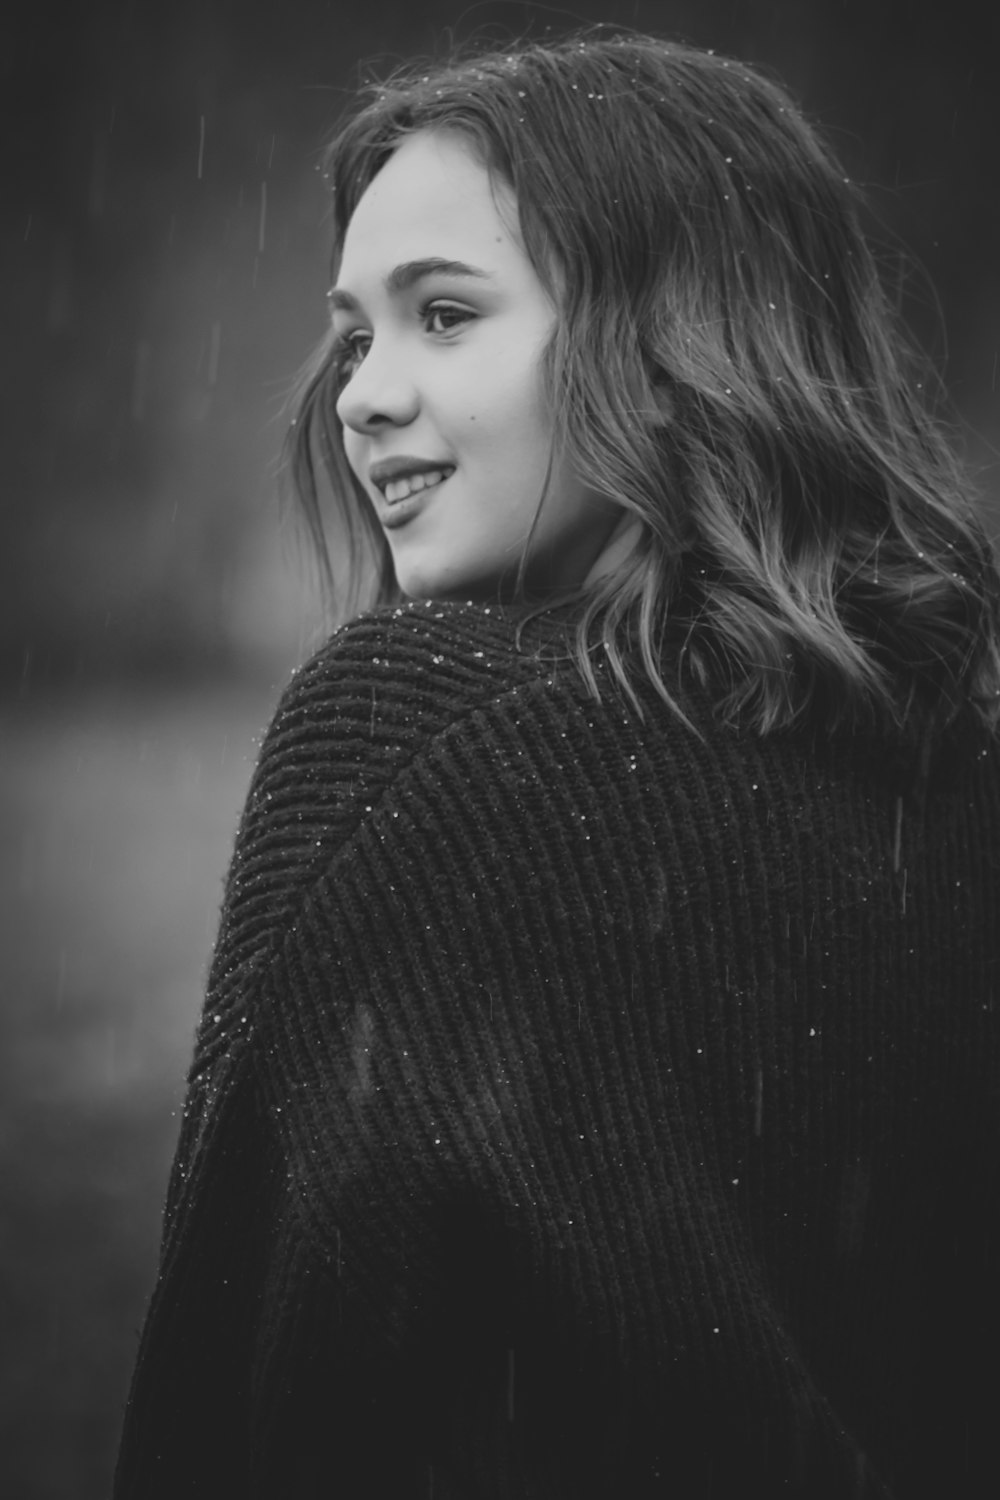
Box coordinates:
[115,600,1000,1498]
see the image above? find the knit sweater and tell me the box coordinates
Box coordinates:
[115,599,1000,1499]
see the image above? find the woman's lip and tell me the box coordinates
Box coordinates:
[369,456,453,490]
[379,472,449,529]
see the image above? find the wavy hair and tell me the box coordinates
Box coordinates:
[287,28,1000,735]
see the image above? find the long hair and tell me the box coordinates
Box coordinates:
[287,28,1000,735]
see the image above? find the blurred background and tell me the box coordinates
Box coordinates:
[2,0,997,1493]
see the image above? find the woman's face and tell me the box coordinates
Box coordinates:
[332,130,621,601]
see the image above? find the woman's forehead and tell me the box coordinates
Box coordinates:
[337,132,524,289]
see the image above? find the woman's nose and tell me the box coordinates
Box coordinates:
[335,341,419,433]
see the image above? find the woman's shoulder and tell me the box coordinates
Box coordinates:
[204,601,577,1003]
[222,601,566,918]
[299,597,543,688]
[271,598,558,752]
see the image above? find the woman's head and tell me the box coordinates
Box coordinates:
[291,29,1000,733]
[330,128,624,601]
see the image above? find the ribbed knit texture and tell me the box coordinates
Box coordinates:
[115,599,1000,1498]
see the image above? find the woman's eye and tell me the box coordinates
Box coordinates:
[333,330,371,376]
[346,331,372,361]
[332,305,470,379]
[423,303,473,335]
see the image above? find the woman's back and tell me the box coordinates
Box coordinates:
[115,601,1000,1497]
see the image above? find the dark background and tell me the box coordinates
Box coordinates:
[2,1,997,1494]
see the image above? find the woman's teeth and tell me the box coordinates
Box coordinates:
[384,468,450,504]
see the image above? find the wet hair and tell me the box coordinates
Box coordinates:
[287,27,1000,735]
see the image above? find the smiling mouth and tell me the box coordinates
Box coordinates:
[383,467,454,504]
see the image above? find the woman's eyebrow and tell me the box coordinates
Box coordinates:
[327,257,495,313]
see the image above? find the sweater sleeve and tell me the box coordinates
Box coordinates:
[163,603,547,1219]
[114,602,559,1498]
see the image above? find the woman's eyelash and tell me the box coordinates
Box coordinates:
[329,332,368,383]
[330,301,474,378]
[419,300,474,333]
[340,330,371,359]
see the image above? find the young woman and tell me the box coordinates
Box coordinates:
[115,31,1000,1498]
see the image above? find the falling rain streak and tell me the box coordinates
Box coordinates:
[892,797,903,873]
[131,341,151,422]
[208,322,222,387]
[89,129,108,219]
[54,949,67,1015]
[892,796,909,913]
[259,180,268,254]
